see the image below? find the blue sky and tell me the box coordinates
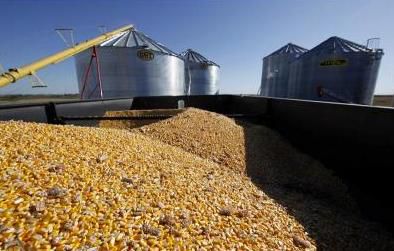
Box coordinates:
[0,0,393,95]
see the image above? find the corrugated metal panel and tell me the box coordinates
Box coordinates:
[181,49,219,66]
[75,28,185,99]
[181,49,220,95]
[287,36,384,104]
[266,43,308,57]
[100,28,178,56]
[301,36,372,54]
[260,43,308,98]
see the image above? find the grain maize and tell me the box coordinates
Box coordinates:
[99,109,183,130]
[100,108,394,250]
[0,121,316,250]
[106,108,350,202]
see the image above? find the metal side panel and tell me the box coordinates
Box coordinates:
[55,99,133,126]
[269,98,394,147]
[0,105,47,123]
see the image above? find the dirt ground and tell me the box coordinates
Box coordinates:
[373,95,393,107]
[0,94,79,105]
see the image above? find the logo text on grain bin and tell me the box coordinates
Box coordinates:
[320,59,347,66]
[137,49,154,61]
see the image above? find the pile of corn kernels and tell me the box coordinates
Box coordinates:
[1,120,317,250]
[133,108,246,172]
[101,108,394,250]
[100,109,183,130]
[121,108,348,200]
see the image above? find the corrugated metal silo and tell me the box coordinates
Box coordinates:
[75,28,185,99]
[180,49,220,95]
[259,43,308,98]
[287,36,384,104]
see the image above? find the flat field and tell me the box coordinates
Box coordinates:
[373,95,393,107]
[0,94,79,105]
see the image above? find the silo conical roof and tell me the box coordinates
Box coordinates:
[306,36,372,54]
[100,28,178,56]
[266,43,308,57]
[180,49,219,67]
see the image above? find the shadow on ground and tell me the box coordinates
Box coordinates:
[238,120,394,251]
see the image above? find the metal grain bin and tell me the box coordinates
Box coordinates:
[287,36,384,104]
[75,28,185,99]
[259,43,307,98]
[180,49,220,95]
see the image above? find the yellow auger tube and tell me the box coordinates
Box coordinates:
[0,24,133,88]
